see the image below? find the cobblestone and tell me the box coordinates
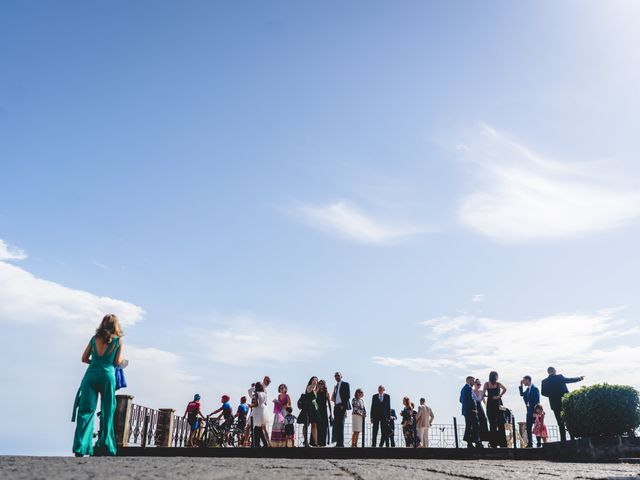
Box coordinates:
[2,456,640,479]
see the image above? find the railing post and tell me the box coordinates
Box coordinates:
[156,408,175,447]
[141,411,150,448]
[361,417,366,448]
[453,417,459,448]
[512,414,518,448]
[114,394,134,447]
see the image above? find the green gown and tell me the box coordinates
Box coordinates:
[72,336,120,456]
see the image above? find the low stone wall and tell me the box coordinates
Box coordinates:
[544,436,640,462]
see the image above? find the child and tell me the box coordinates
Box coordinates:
[235,397,249,445]
[183,394,204,447]
[284,406,297,447]
[532,404,548,447]
[235,396,249,429]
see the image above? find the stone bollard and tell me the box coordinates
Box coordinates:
[517,422,528,448]
[115,394,134,447]
[156,409,176,447]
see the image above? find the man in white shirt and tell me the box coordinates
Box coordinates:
[331,372,351,447]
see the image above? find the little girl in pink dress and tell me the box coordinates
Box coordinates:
[532,404,548,447]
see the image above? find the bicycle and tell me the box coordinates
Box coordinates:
[198,416,226,448]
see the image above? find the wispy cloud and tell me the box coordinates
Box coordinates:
[91,259,111,271]
[471,294,485,303]
[294,200,428,245]
[0,239,198,452]
[0,261,144,332]
[374,307,640,389]
[457,124,640,241]
[372,356,463,373]
[0,239,27,261]
[194,314,332,367]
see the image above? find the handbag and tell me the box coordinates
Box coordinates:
[115,366,127,390]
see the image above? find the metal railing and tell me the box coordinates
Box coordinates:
[127,404,159,447]
[116,399,562,448]
[293,421,560,448]
[172,415,191,448]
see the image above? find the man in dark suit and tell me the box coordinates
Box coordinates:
[541,366,584,442]
[460,376,482,448]
[519,375,540,448]
[331,371,351,447]
[370,385,391,447]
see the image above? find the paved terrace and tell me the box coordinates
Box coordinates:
[2,456,640,479]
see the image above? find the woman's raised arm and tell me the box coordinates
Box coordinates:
[114,340,123,366]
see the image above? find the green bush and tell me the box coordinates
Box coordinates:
[562,384,640,438]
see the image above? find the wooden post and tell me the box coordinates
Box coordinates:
[114,394,134,447]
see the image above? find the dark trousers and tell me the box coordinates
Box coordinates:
[552,407,568,442]
[488,417,507,447]
[463,413,480,445]
[252,426,268,448]
[380,421,394,447]
[317,417,329,446]
[333,405,347,447]
[525,411,535,447]
[371,418,387,446]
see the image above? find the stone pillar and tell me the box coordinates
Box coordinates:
[518,421,529,448]
[115,394,134,447]
[156,408,176,447]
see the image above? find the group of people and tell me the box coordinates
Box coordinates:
[182,373,437,449]
[460,369,584,449]
[71,314,585,456]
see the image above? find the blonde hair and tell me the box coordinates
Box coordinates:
[96,314,123,343]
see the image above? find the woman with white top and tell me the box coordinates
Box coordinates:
[250,381,269,447]
[351,389,366,447]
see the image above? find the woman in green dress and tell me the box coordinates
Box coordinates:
[72,314,125,456]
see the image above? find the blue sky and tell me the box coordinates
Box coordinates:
[1,1,640,455]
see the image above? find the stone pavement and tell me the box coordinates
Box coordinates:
[2,456,640,479]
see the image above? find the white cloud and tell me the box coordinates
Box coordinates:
[90,259,111,271]
[294,200,427,245]
[124,346,199,408]
[0,239,27,261]
[457,124,640,241]
[374,307,640,420]
[0,240,197,453]
[376,307,640,386]
[194,314,332,367]
[471,294,485,303]
[372,356,463,373]
[0,261,144,333]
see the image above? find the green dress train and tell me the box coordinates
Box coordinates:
[72,336,120,456]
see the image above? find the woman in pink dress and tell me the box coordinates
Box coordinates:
[532,404,548,447]
[270,384,291,447]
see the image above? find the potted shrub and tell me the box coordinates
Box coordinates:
[562,384,640,438]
